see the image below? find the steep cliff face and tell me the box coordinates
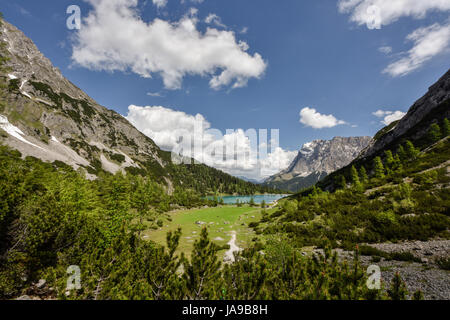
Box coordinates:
[359,69,450,159]
[0,19,167,180]
[264,136,371,191]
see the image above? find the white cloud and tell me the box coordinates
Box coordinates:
[259,147,297,178]
[147,91,164,97]
[378,46,392,54]
[152,0,168,9]
[372,109,406,125]
[181,0,205,4]
[383,23,450,77]
[204,13,226,28]
[72,0,267,90]
[299,107,347,129]
[338,0,450,29]
[125,105,295,180]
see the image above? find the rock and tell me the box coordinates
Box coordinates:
[35,279,46,289]
[16,295,32,300]
[195,221,206,225]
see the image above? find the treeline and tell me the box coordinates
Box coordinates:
[168,160,280,196]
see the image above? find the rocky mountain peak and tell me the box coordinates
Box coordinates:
[264,136,371,191]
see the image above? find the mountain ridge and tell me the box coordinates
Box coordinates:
[264,136,371,192]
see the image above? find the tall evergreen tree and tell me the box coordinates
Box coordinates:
[350,165,360,186]
[443,118,450,137]
[359,166,368,183]
[384,150,394,168]
[335,175,347,189]
[404,140,419,159]
[397,145,407,161]
[392,154,403,174]
[428,123,442,143]
[373,157,385,179]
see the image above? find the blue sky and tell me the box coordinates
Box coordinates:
[1,0,449,180]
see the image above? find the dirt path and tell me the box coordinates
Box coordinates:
[224,231,241,263]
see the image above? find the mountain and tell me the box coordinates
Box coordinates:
[0,18,274,196]
[359,69,450,160]
[318,69,450,191]
[264,136,371,192]
[236,176,263,184]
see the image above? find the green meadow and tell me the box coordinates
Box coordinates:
[143,206,274,257]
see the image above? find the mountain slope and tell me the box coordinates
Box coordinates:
[0,18,273,195]
[318,69,450,191]
[360,69,450,159]
[264,136,371,192]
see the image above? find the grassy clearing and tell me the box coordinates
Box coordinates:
[143,205,275,258]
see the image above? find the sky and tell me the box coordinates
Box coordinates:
[1,0,449,180]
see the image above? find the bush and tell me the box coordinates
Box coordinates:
[389,251,421,263]
[435,257,450,270]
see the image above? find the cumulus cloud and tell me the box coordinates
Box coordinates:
[299,107,347,129]
[71,0,267,90]
[383,23,450,77]
[373,110,406,125]
[125,105,295,180]
[338,0,450,29]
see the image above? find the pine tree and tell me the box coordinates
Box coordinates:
[261,200,266,208]
[249,197,255,207]
[387,273,408,300]
[384,150,394,168]
[350,165,360,186]
[397,145,407,161]
[392,154,403,174]
[373,156,385,179]
[183,228,221,300]
[335,175,347,189]
[428,123,441,143]
[443,118,450,137]
[404,140,419,159]
[359,166,368,183]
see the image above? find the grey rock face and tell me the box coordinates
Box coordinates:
[265,137,371,190]
[359,69,450,159]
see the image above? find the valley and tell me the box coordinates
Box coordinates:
[0,12,448,302]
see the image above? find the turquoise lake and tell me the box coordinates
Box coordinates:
[207,194,289,205]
